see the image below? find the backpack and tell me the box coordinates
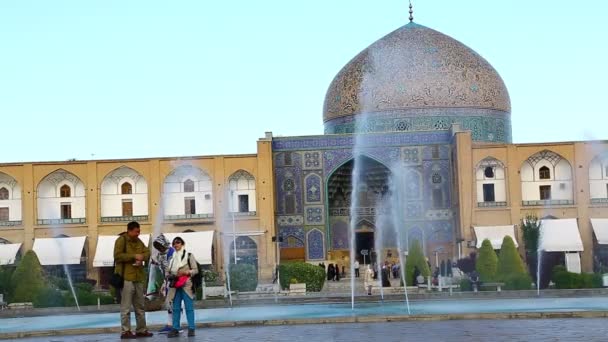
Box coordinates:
[187,253,202,290]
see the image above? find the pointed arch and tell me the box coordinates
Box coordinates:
[100,166,149,221]
[306,228,325,260]
[589,151,608,202]
[37,169,86,224]
[60,184,71,197]
[163,165,213,219]
[304,173,322,203]
[0,172,21,223]
[228,170,256,214]
[520,150,573,206]
[0,187,8,200]
[121,182,133,194]
[475,156,507,206]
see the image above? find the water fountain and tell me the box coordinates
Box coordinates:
[61,262,80,311]
[52,234,81,311]
[220,187,235,307]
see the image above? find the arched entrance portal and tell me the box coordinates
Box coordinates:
[230,236,258,270]
[327,156,391,264]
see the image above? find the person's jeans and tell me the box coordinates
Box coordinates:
[172,288,195,330]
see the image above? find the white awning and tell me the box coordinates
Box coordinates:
[0,243,22,265]
[590,218,608,245]
[33,236,87,265]
[163,231,214,265]
[539,218,584,252]
[473,225,518,249]
[93,234,150,267]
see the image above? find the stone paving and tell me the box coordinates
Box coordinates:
[17,318,608,342]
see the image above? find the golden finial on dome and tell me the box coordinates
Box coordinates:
[409,1,414,22]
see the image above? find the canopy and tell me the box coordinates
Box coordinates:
[0,243,22,265]
[93,234,150,267]
[162,231,215,265]
[539,218,584,252]
[590,218,608,245]
[473,225,518,249]
[33,236,87,265]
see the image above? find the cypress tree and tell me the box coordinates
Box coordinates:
[11,250,45,303]
[405,240,431,285]
[476,239,498,282]
[497,235,526,278]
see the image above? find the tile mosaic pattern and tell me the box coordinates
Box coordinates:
[306,228,325,260]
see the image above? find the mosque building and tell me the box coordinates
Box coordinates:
[1,7,607,286]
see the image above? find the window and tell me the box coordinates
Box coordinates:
[184,197,196,214]
[432,189,443,208]
[0,188,8,200]
[121,182,132,194]
[539,166,551,180]
[484,167,494,178]
[0,208,8,221]
[122,200,133,216]
[238,194,249,212]
[606,184,608,198]
[285,194,296,214]
[60,185,71,197]
[606,166,608,178]
[184,179,195,193]
[483,184,495,202]
[61,203,72,219]
[540,185,551,200]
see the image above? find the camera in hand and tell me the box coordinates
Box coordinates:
[168,275,177,288]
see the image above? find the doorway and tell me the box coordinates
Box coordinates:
[355,231,374,264]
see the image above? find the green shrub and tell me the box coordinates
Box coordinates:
[476,239,498,282]
[497,236,526,279]
[34,287,65,308]
[202,269,221,286]
[228,263,258,292]
[48,276,69,291]
[405,240,431,286]
[279,262,325,291]
[459,278,472,291]
[99,294,115,305]
[75,282,94,293]
[551,265,602,289]
[503,273,532,290]
[591,273,603,288]
[11,250,45,303]
[0,266,15,301]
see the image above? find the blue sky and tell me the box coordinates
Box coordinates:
[1,1,606,163]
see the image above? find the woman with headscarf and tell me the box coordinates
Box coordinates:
[152,234,176,334]
[166,236,199,338]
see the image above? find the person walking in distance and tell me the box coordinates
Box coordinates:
[114,221,153,339]
[354,260,360,278]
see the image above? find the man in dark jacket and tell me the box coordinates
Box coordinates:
[114,221,152,339]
